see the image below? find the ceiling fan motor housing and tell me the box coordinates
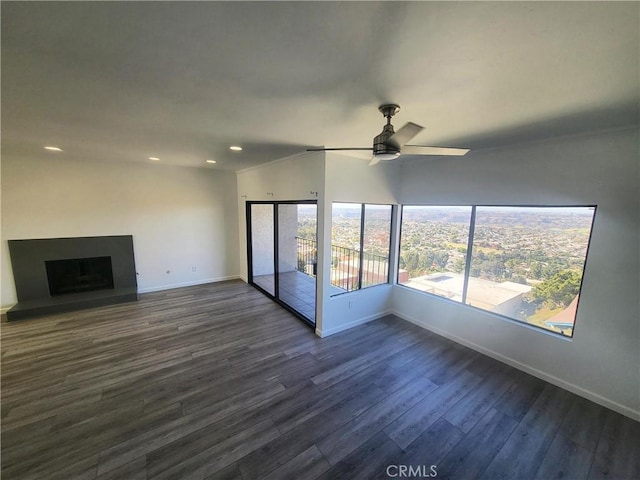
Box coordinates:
[373,124,400,156]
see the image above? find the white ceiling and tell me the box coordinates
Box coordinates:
[2,2,638,171]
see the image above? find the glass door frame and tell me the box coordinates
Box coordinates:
[246,200,318,328]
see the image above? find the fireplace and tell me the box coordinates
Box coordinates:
[46,256,115,296]
[7,235,138,320]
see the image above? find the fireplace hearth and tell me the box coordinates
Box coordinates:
[7,235,138,321]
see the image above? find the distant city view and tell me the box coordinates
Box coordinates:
[400,206,595,336]
[328,203,392,293]
[299,204,595,337]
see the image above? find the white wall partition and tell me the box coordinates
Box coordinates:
[319,153,401,336]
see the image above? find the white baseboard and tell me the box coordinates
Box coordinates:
[316,310,391,338]
[391,309,640,422]
[137,275,240,294]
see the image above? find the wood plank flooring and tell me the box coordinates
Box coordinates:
[1,280,638,480]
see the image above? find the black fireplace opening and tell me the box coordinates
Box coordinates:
[45,256,115,296]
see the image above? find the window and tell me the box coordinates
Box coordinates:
[331,203,392,295]
[398,205,596,337]
[362,204,393,288]
[398,206,472,301]
[331,203,362,293]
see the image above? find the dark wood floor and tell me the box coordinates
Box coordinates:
[1,280,638,480]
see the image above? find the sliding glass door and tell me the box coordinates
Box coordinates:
[247,201,317,326]
[249,203,275,295]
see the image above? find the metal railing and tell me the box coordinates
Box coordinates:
[360,250,390,288]
[330,245,360,292]
[295,237,389,291]
[296,237,317,277]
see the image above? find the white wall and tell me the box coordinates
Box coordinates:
[319,153,401,336]
[1,156,240,309]
[392,127,640,420]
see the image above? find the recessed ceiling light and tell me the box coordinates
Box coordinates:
[149,157,160,161]
[206,160,217,164]
[229,146,243,151]
[44,146,63,152]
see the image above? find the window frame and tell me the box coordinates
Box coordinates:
[330,201,394,295]
[396,204,597,338]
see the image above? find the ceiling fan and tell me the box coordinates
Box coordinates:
[307,104,469,166]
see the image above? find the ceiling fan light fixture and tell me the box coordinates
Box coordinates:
[375,152,401,161]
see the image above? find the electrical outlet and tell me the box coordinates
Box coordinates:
[191,266,197,272]
[348,300,352,309]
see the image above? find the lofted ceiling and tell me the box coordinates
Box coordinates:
[2,1,638,172]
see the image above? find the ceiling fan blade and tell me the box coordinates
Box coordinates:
[368,156,381,166]
[401,145,470,156]
[337,150,375,160]
[306,147,373,160]
[386,122,424,149]
[306,147,372,152]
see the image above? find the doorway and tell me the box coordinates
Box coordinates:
[247,201,318,327]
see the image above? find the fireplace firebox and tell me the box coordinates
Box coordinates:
[45,256,115,296]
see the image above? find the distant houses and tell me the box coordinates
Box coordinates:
[400,271,532,319]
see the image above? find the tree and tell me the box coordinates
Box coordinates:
[434,251,449,270]
[454,258,466,273]
[512,275,528,285]
[530,262,543,279]
[533,270,582,308]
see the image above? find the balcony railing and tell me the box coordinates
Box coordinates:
[360,250,390,288]
[330,244,360,292]
[295,236,389,292]
[296,237,318,277]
